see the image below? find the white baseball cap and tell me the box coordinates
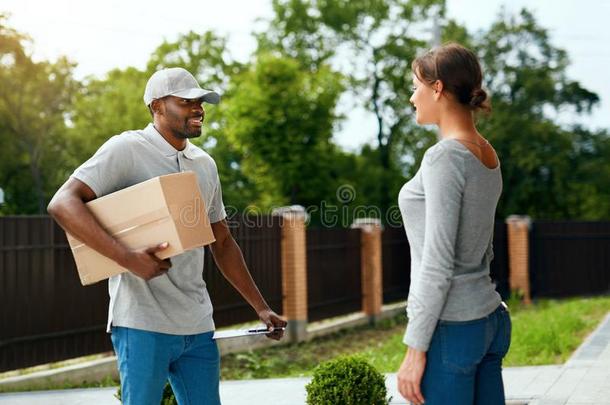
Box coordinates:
[143,67,220,106]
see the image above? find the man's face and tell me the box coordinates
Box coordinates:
[159,96,206,139]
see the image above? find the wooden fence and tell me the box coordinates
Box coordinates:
[2,216,608,372]
[382,226,411,303]
[0,215,282,372]
[530,221,610,298]
[306,228,362,322]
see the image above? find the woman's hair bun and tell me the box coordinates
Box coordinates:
[470,88,487,108]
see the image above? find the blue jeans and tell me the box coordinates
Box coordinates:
[421,304,512,405]
[111,327,221,405]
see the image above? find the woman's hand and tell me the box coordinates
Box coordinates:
[397,347,427,405]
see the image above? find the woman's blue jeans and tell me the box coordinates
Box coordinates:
[111,326,221,405]
[421,304,512,405]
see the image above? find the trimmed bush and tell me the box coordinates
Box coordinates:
[305,356,390,405]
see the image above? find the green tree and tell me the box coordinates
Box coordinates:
[0,15,78,214]
[225,53,345,209]
[472,9,603,219]
[68,67,150,164]
[260,0,448,215]
[566,127,610,219]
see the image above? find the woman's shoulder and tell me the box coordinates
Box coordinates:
[423,140,466,169]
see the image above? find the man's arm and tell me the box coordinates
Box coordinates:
[47,177,171,280]
[209,219,286,339]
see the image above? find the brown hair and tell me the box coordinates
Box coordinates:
[412,43,491,113]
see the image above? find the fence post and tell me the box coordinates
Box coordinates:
[506,215,532,304]
[352,218,383,324]
[274,206,308,343]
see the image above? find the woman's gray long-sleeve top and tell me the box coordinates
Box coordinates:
[398,138,503,351]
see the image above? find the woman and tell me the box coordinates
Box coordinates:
[396,43,511,405]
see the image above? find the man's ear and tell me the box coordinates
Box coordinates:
[150,99,164,116]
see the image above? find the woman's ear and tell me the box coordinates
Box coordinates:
[433,80,444,101]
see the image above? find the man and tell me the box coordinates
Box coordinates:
[47,67,286,405]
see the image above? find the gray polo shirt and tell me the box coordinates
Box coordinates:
[398,138,503,351]
[72,123,226,335]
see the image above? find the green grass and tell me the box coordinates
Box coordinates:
[220,315,405,379]
[503,296,610,366]
[0,375,119,394]
[221,296,610,379]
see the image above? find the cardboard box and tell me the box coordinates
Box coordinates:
[67,171,216,285]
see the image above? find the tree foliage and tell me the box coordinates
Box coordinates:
[472,9,604,219]
[259,0,444,213]
[225,53,345,208]
[0,15,78,214]
[68,67,150,164]
[0,7,609,221]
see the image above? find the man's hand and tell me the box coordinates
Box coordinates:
[397,347,427,405]
[120,242,172,281]
[257,308,287,341]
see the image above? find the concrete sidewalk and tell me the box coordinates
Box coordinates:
[1,313,608,405]
[0,369,551,405]
[530,312,610,405]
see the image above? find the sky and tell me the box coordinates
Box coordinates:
[2,0,608,150]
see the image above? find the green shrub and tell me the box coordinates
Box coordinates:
[305,356,390,405]
[115,381,176,404]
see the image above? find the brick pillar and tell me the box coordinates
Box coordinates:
[506,215,532,304]
[274,206,308,342]
[352,218,383,324]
